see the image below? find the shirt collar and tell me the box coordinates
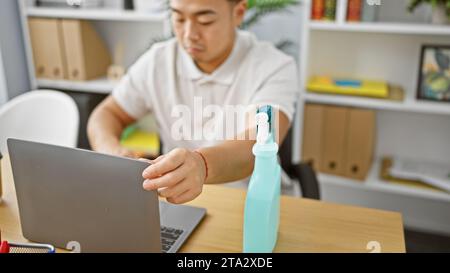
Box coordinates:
[177,31,250,86]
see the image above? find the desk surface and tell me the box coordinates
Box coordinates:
[0,156,406,253]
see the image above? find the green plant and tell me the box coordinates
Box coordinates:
[408,0,450,19]
[242,0,299,29]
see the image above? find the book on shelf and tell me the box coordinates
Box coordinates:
[311,0,325,20]
[311,0,337,21]
[347,0,362,22]
[380,157,448,193]
[390,157,450,193]
[324,0,337,21]
[361,0,380,22]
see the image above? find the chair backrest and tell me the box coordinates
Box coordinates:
[0,90,79,154]
[279,127,321,200]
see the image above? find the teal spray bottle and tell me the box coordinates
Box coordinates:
[243,105,281,253]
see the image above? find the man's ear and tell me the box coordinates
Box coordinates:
[233,0,247,27]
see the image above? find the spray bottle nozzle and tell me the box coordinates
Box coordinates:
[256,112,270,144]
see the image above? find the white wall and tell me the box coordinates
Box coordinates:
[0,0,30,99]
[247,4,303,60]
[0,46,8,105]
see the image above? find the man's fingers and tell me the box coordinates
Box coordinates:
[157,180,190,199]
[142,149,186,179]
[139,155,164,165]
[151,155,165,164]
[143,163,189,191]
[118,148,137,158]
[167,189,198,205]
[138,158,152,164]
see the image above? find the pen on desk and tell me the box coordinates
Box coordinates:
[0,230,10,254]
[0,241,10,254]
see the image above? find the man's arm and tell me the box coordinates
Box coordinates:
[87,96,138,158]
[141,111,291,204]
[201,111,290,184]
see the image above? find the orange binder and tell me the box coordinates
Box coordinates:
[28,18,67,80]
[61,20,111,81]
[344,108,376,180]
[320,106,349,176]
[302,104,325,171]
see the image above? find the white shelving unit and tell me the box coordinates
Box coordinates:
[319,159,450,203]
[19,0,172,93]
[26,7,169,22]
[309,21,450,36]
[37,78,116,94]
[304,92,450,116]
[295,0,450,235]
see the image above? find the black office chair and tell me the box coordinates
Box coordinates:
[279,127,321,200]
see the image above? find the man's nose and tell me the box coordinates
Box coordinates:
[184,21,200,42]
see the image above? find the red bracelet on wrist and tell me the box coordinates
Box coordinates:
[194,150,208,183]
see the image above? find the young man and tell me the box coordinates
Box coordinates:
[87,0,298,204]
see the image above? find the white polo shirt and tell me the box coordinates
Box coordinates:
[113,30,299,154]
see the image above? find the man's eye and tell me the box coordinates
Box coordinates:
[199,21,214,26]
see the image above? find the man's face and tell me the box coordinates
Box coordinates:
[170,0,245,65]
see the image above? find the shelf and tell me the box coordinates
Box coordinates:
[26,7,169,22]
[304,92,450,116]
[318,159,450,203]
[309,21,450,36]
[37,78,117,94]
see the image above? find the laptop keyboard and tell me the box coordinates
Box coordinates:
[161,226,184,253]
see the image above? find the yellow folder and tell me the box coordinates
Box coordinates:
[307,76,389,98]
[120,126,160,158]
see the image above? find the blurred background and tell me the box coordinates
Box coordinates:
[0,0,449,252]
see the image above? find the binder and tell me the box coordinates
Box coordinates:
[61,20,111,81]
[344,108,376,180]
[28,18,67,80]
[320,106,349,176]
[302,104,325,171]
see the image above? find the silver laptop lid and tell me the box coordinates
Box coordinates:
[7,138,162,253]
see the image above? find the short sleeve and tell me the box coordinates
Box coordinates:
[112,50,154,120]
[250,58,299,122]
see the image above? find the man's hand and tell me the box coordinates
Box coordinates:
[97,142,140,159]
[142,148,206,204]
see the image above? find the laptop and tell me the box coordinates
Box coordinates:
[7,138,206,253]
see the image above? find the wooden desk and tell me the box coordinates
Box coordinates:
[0,156,405,253]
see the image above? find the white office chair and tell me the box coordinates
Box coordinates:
[0,90,79,154]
